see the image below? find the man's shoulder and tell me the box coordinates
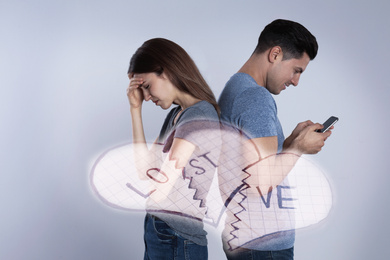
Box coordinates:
[224,73,269,95]
[225,73,257,89]
[219,73,277,128]
[220,73,272,106]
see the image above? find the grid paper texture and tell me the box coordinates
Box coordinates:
[90,124,332,242]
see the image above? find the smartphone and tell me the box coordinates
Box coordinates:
[316,116,339,133]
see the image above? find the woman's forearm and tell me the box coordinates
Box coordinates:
[131,107,147,143]
[130,107,160,180]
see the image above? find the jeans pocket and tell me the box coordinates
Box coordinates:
[152,217,176,240]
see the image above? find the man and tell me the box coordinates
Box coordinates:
[218,19,332,260]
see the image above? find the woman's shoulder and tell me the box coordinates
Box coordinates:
[181,101,218,121]
[173,101,220,146]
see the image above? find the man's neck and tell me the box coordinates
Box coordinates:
[238,54,268,87]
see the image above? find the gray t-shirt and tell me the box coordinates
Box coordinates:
[218,73,294,251]
[149,100,220,246]
[219,72,284,151]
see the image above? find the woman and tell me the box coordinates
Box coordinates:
[126,38,220,260]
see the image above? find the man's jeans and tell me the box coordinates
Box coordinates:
[143,214,208,260]
[224,246,294,260]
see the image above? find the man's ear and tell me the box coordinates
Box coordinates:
[268,46,283,63]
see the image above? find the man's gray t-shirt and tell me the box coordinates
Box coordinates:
[218,73,294,251]
[219,72,284,151]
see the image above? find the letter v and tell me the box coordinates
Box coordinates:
[256,186,273,208]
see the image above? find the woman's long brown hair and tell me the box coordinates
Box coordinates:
[128,38,220,115]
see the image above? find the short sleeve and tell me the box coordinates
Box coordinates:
[162,101,220,152]
[175,104,220,147]
[234,87,278,139]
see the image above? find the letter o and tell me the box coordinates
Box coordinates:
[146,168,169,183]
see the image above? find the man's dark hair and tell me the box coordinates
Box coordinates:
[254,19,318,60]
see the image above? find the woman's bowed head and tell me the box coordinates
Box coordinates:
[126,38,219,114]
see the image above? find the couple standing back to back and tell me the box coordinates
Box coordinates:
[127,19,333,260]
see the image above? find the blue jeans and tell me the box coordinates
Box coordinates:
[224,247,294,260]
[143,214,208,260]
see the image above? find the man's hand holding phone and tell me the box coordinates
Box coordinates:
[285,116,338,155]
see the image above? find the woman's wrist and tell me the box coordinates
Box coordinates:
[130,105,142,114]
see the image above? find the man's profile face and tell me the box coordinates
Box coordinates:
[266,52,310,95]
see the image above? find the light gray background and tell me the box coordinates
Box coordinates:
[1,0,389,259]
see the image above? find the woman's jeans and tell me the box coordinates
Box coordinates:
[224,246,294,260]
[143,214,208,260]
